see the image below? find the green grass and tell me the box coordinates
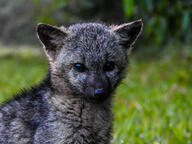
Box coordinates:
[0,45,191,144]
[0,45,47,103]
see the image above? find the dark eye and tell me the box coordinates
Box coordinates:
[74,63,86,72]
[103,61,115,72]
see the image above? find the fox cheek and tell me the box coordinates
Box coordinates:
[67,71,87,93]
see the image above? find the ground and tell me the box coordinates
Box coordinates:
[0,44,191,144]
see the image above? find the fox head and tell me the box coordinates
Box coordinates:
[37,20,143,103]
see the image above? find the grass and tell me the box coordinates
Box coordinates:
[0,44,191,144]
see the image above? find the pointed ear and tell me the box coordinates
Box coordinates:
[112,19,143,50]
[36,23,68,60]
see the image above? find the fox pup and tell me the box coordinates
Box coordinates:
[0,20,142,144]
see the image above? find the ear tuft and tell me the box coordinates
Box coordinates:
[112,19,143,50]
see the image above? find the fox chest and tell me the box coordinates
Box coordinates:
[35,113,111,144]
[37,107,112,144]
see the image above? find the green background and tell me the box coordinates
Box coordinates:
[0,0,191,143]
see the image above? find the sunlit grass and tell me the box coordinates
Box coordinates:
[113,48,192,144]
[0,45,191,143]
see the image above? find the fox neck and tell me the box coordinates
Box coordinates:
[46,87,113,131]
[48,87,112,114]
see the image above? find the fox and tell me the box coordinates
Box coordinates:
[0,20,143,144]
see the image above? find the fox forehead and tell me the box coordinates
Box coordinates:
[59,23,121,61]
[66,23,118,51]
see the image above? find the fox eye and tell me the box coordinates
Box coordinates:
[74,63,86,72]
[103,61,115,72]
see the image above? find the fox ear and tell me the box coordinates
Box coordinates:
[37,23,68,60]
[112,19,143,51]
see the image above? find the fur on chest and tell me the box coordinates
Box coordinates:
[43,93,112,142]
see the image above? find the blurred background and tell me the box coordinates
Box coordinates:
[1,0,192,48]
[0,0,191,143]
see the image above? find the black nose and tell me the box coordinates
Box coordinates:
[94,89,105,97]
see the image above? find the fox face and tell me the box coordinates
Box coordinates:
[37,21,142,103]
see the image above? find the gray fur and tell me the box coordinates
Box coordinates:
[0,20,142,144]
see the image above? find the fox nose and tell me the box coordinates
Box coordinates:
[94,89,105,97]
